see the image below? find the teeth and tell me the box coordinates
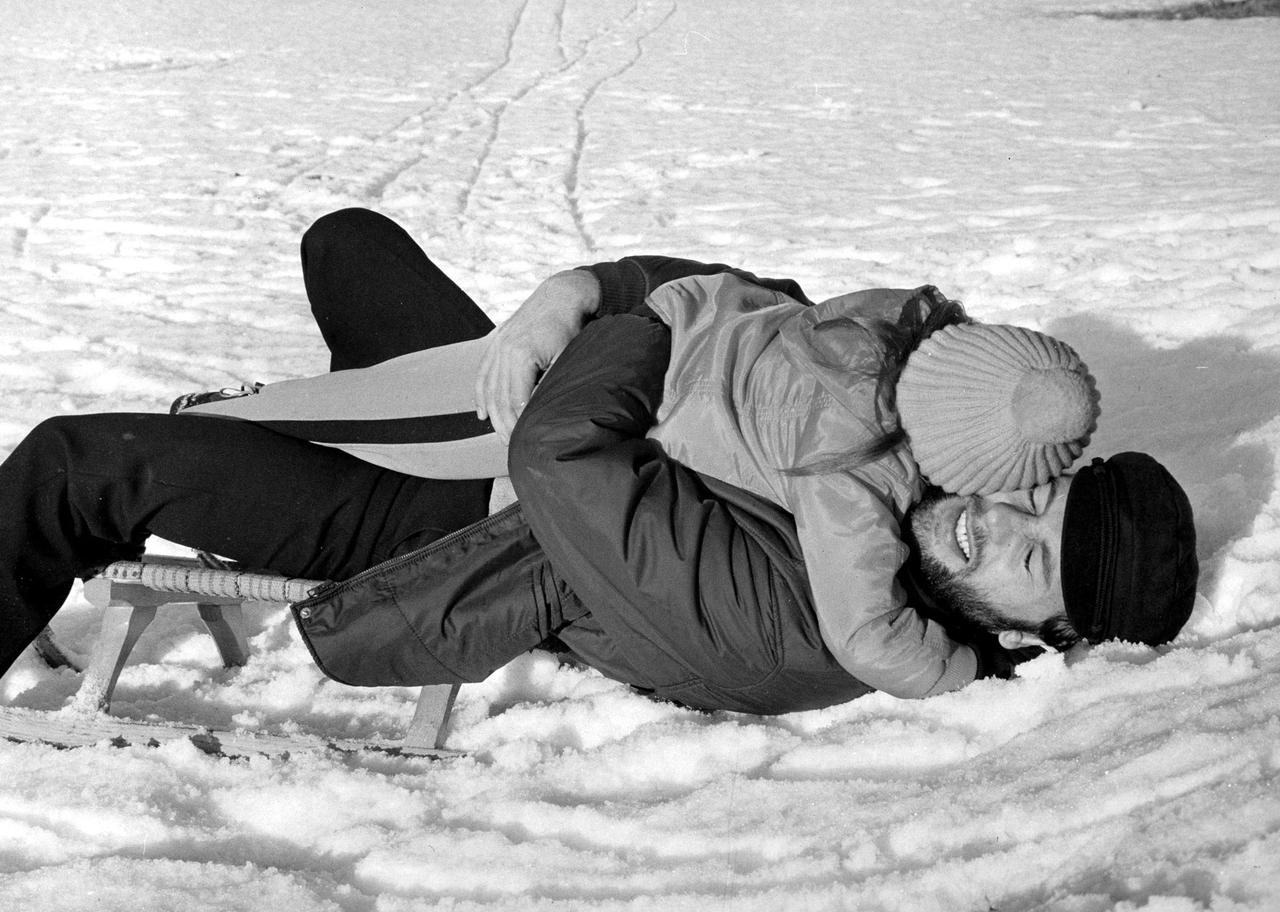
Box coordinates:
[954,508,971,561]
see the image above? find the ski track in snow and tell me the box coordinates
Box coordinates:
[1,0,1279,909]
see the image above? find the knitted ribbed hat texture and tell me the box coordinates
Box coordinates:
[897,324,1100,495]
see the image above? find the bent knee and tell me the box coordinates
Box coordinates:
[25,414,83,448]
[7,414,89,474]
[301,207,390,252]
[23,413,156,459]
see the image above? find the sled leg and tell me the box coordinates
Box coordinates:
[196,602,250,668]
[401,683,461,754]
[76,578,163,714]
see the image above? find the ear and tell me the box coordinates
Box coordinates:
[997,630,1048,650]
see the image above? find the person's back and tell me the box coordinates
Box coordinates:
[644,272,1101,697]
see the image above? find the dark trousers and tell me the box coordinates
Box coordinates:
[0,208,496,673]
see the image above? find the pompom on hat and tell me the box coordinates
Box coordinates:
[896,323,1100,495]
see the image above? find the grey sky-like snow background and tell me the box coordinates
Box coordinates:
[1,0,1279,909]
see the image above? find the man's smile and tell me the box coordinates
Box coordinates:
[954,505,972,562]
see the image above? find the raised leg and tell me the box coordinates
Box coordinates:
[0,209,499,679]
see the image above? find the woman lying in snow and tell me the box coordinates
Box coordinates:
[0,209,1197,711]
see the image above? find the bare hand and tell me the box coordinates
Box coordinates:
[475,269,601,441]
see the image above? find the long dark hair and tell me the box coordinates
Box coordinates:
[788,285,972,476]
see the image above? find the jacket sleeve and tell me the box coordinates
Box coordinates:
[507,315,806,688]
[790,475,978,698]
[577,256,812,317]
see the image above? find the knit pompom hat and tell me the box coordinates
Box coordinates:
[896,324,1100,495]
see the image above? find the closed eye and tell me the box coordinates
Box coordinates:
[1024,542,1049,584]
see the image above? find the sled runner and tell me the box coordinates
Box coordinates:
[0,556,463,759]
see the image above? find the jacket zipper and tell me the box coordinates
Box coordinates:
[296,502,523,607]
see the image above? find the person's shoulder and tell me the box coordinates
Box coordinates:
[810,286,931,322]
[645,272,804,328]
[650,271,795,303]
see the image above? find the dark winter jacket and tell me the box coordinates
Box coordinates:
[291,313,874,714]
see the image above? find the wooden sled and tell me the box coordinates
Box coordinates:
[1,556,463,759]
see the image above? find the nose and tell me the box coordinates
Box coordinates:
[978,500,1032,546]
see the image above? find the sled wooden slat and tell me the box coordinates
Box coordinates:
[54,557,463,757]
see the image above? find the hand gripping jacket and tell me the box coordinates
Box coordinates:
[290,314,873,715]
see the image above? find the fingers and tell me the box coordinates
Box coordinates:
[474,331,539,442]
[473,331,498,421]
[490,360,538,442]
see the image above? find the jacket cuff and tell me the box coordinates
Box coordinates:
[576,260,650,317]
[928,643,979,694]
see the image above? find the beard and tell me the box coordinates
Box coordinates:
[904,487,1008,637]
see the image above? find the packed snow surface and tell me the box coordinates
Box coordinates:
[2,0,1279,909]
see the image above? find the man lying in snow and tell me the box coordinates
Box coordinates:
[0,209,1199,713]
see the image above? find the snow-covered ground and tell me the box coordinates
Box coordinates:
[1,0,1278,908]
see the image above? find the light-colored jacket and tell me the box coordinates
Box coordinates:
[646,273,977,698]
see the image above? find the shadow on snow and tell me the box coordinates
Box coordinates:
[1074,0,1280,19]
[1048,313,1280,588]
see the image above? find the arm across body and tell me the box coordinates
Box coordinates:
[583,255,812,317]
[790,474,978,697]
[474,269,601,440]
[475,256,810,439]
[508,314,840,700]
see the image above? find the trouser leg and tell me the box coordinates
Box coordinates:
[295,205,496,508]
[0,209,499,673]
[0,412,489,673]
